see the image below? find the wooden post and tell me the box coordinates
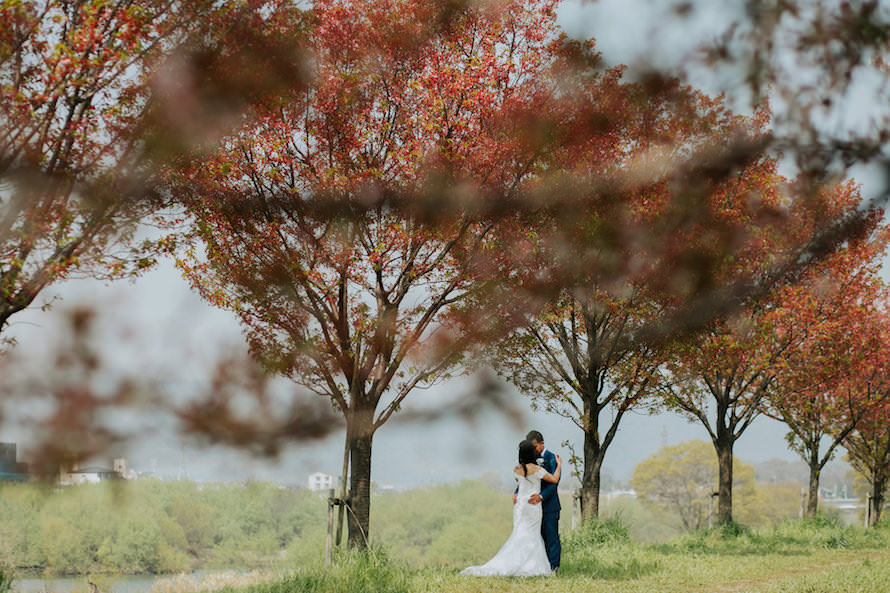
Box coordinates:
[799,487,806,519]
[865,492,871,528]
[336,438,349,547]
[571,489,580,530]
[708,491,718,530]
[325,488,334,567]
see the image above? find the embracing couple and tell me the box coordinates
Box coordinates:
[461,430,562,578]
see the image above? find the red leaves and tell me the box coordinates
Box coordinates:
[1,1,227,328]
[167,3,584,448]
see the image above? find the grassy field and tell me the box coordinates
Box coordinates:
[239,518,890,593]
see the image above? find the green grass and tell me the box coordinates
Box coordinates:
[758,557,890,593]
[660,515,889,556]
[234,518,890,593]
[240,549,890,593]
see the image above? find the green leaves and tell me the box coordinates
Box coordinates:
[0,480,328,575]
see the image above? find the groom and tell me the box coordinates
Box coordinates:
[514,429,561,572]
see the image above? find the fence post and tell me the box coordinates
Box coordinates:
[865,492,871,528]
[572,489,580,530]
[799,488,806,519]
[708,491,718,530]
[325,488,335,567]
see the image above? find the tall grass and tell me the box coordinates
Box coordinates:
[0,563,12,593]
[662,513,889,556]
[251,549,413,593]
[559,516,659,580]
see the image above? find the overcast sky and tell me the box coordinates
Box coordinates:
[2,0,882,490]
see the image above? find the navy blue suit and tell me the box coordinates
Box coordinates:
[538,449,561,569]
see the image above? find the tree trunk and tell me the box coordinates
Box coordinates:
[806,449,821,518]
[715,435,733,525]
[870,476,885,527]
[346,409,375,548]
[580,427,602,523]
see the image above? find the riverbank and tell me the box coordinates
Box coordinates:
[11,571,277,593]
[9,518,890,593]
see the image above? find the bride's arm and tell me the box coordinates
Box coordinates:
[541,454,561,483]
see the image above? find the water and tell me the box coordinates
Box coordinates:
[13,576,157,593]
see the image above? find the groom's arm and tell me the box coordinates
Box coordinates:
[538,451,559,505]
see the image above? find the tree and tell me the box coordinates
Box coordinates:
[656,175,874,525]
[487,77,784,524]
[0,0,312,339]
[0,0,179,332]
[0,0,322,470]
[846,398,890,526]
[170,0,567,548]
[631,440,756,531]
[493,288,661,524]
[766,221,890,517]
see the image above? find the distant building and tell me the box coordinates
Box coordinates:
[0,443,28,482]
[603,488,637,500]
[308,472,339,492]
[59,457,136,486]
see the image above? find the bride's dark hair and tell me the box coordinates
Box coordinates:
[518,440,536,477]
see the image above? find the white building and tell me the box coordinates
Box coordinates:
[59,457,136,486]
[308,472,338,492]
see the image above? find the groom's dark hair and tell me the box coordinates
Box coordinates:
[526,430,544,444]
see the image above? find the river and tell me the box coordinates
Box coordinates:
[12,576,157,593]
[12,570,277,593]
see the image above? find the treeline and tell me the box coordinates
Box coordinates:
[0,471,849,576]
[0,480,327,575]
[0,478,540,575]
[0,479,534,575]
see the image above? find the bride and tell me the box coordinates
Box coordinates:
[460,439,561,577]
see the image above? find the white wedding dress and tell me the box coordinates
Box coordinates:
[460,467,552,577]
